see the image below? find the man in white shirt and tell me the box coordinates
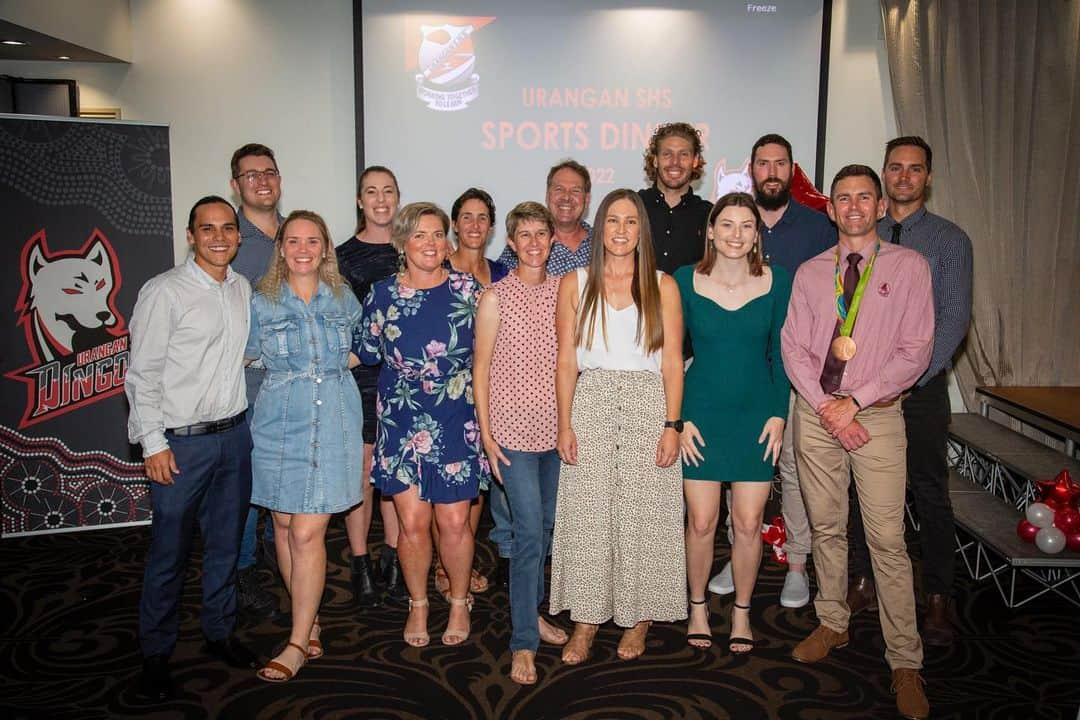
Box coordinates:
[126,196,258,701]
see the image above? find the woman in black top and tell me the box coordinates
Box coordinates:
[336,165,406,606]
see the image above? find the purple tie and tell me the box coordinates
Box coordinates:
[819,253,862,395]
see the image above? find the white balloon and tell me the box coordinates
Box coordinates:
[1035,526,1067,554]
[1025,502,1055,529]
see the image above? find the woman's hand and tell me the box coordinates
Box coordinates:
[656,427,680,468]
[482,434,510,485]
[759,416,786,465]
[679,420,705,467]
[557,427,578,465]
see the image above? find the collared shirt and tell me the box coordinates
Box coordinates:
[125,258,251,457]
[638,185,712,274]
[232,207,284,402]
[878,206,972,385]
[498,220,592,276]
[760,198,837,276]
[781,240,934,410]
[232,207,283,284]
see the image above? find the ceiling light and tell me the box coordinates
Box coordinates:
[58,55,70,60]
[2,40,27,46]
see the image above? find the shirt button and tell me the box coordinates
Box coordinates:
[315,399,323,406]
[315,377,322,383]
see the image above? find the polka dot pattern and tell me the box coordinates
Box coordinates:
[488,273,560,451]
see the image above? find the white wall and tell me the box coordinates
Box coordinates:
[0,0,356,262]
[823,0,897,183]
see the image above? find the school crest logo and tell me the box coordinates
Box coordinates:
[5,230,129,429]
[406,16,495,112]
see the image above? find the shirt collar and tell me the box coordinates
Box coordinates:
[185,256,239,287]
[645,184,699,208]
[237,206,284,242]
[887,204,928,231]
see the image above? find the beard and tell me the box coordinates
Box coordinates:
[754,176,791,211]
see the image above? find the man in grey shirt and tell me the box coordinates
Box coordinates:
[229,142,285,620]
[126,196,259,701]
[846,136,973,649]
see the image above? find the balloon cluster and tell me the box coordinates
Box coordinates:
[1015,470,1080,554]
[761,515,788,564]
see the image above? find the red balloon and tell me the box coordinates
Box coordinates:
[1016,519,1040,542]
[790,163,829,213]
[1053,507,1080,534]
[1067,531,1080,553]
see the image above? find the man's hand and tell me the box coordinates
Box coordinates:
[144,448,179,485]
[836,420,871,451]
[818,397,858,436]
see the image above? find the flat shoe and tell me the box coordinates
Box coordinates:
[307,620,323,660]
[256,642,307,683]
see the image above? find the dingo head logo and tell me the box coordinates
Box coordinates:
[713,158,753,200]
[16,230,124,363]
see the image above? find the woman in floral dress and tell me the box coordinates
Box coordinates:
[355,202,488,647]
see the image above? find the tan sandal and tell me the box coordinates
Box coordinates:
[307,617,323,659]
[469,567,489,593]
[404,597,430,647]
[617,621,651,661]
[442,595,473,646]
[256,642,307,683]
[561,623,598,665]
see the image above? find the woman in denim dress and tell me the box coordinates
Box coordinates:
[247,210,363,682]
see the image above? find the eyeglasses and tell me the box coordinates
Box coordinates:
[235,169,280,185]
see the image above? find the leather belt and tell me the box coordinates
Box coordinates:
[166,412,246,437]
[833,394,900,409]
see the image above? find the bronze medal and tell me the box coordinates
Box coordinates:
[831,335,857,361]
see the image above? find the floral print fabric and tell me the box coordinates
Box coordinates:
[355,272,489,503]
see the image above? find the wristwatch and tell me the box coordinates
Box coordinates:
[664,419,684,433]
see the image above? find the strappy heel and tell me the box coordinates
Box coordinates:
[687,597,713,649]
[404,597,430,647]
[728,602,756,655]
[442,595,473,646]
[256,641,307,683]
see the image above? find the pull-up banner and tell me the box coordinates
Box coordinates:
[0,115,173,537]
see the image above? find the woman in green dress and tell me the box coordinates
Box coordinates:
[676,192,791,653]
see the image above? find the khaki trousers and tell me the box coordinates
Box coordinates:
[793,396,923,670]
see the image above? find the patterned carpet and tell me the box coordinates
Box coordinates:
[1,510,1078,720]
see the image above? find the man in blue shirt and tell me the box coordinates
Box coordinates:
[846,136,973,649]
[498,159,592,276]
[229,143,285,621]
[709,134,836,609]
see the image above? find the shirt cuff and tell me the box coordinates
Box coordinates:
[141,431,169,459]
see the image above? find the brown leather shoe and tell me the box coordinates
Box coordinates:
[791,624,849,663]
[846,575,877,615]
[922,593,954,647]
[892,668,929,719]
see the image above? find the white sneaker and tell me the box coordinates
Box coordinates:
[707,561,734,595]
[780,569,810,608]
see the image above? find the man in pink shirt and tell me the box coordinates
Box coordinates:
[780,165,933,720]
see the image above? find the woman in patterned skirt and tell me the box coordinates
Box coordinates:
[549,188,686,663]
[355,202,488,647]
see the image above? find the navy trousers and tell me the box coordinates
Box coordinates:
[138,420,253,658]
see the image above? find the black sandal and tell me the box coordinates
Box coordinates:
[728,602,755,655]
[687,598,712,649]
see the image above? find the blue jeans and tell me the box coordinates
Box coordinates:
[487,480,513,558]
[238,506,275,570]
[500,447,560,652]
[139,421,253,658]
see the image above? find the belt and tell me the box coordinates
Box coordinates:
[166,412,246,437]
[833,394,900,409]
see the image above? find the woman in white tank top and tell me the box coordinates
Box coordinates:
[548,188,687,664]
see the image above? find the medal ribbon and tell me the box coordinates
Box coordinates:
[833,241,880,338]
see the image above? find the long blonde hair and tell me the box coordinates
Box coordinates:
[257,210,347,300]
[575,189,664,354]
